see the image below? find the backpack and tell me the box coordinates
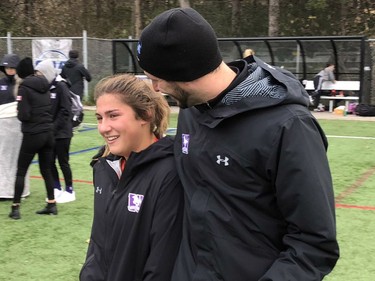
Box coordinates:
[355,103,375,117]
[69,90,84,128]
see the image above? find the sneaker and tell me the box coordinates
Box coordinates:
[56,191,76,204]
[317,103,325,111]
[46,188,63,203]
[313,108,324,112]
[36,203,58,215]
[9,205,21,220]
[309,95,314,105]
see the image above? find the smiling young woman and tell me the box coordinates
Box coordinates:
[80,74,184,281]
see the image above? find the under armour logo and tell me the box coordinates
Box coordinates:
[95,186,102,194]
[216,155,229,166]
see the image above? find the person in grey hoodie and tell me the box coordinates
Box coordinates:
[35,59,76,203]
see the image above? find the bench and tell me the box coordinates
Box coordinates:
[302,80,360,112]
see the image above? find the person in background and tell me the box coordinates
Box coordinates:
[79,74,184,281]
[61,50,92,101]
[0,54,30,199]
[243,48,255,58]
[138,7,339,281]
[311,63,336,111]
[35,59,75,203]
[0,54,20,105]
[9,57,57,219]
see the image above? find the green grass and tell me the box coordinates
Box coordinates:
[0,110,375,280]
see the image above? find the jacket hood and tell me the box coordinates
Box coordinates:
[195,56,310,128]
[0,54,20,73]
[35,59,56,84]
[21,75,51,94]
[63,59,78,68]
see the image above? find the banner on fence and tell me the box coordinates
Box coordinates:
[32,39,72,73]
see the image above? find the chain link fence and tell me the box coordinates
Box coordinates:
[1,34,374,104]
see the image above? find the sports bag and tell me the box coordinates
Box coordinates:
[355,103,375,116]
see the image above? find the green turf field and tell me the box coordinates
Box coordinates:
[0,110,374,280]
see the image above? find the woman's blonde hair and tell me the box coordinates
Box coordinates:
[243,48,255,58]
[94,74,170,139]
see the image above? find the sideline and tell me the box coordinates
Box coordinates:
[327,135,375,140]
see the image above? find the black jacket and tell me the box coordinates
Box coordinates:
[0,54,20,105]
[17,75,53,134]
[50,78,73,139]
[0,75,16,105]
[171,56,339,281]
[80,136,184,281]
[61,58,91,98]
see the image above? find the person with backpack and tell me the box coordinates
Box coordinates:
[61,50,92,101]
[35,59,76,203]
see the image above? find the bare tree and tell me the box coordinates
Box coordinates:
[179,0,190,8]
[268,0,280,36]
[231,0,241,36]
[134,0,141,38]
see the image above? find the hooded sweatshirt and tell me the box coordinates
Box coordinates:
[61,58,91,98]
[35,59,57,84]
[16,58,53,134]
[171,56,339,281]
[0,54,20,105]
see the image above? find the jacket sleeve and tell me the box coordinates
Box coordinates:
[143,172,184,281]
[79,65,92,82]
[17,86,31,121]
[54,82,72,132]
[260,115,339,280]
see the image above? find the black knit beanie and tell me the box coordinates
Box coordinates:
[16,57,35,79]
[137,8,222,82]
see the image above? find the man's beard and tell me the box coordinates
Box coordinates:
[167,83,192,109]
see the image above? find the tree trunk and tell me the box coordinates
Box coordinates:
[134,0,141,38]
[179,0,190,8]
[231,0,241,36]
[268,0,280,36]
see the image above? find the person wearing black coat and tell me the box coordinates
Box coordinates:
[138,8,339,281]
[61,50,91,101]
[36,59,76,203]
[9,57,57,220]
[0,54,20,105]
[80,74,184,281]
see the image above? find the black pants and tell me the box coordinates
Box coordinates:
[13,131,55,204]
[312,75,324,108]
[51,138,73,188]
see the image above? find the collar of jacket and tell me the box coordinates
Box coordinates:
[195,59,249,113]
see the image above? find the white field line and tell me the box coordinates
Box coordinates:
[327,135,375,140]
[82,124,375,140]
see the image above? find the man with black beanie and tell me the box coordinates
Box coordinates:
[138,7,339,281]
